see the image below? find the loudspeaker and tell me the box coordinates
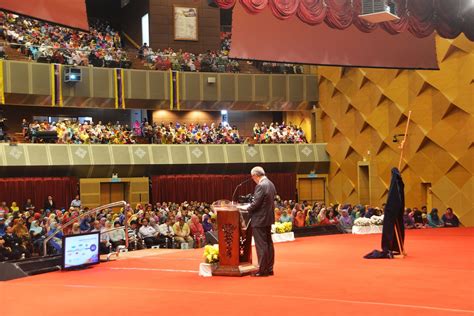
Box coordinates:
[206,231,219,244]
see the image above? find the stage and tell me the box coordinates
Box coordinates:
[1,228,473,316]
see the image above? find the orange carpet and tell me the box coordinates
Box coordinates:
[1,228,473,316]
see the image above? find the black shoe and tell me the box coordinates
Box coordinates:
[251,272,269,277]
[268,271,274,276]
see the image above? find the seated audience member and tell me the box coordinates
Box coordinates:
[442,208,460,227]
[90,220,102,232]
[70,195,81,208]
[29,219,45,254]
[427,208,443,228]
[0,217,6,237]
[13,218,30,243]
[294,210,306,228]
[109,221,126,248]
[317,208,330,225]
[412,207,425,228]
[307,207,319,225]
[3,226,30,259]
[274,208,282,223]
[128,220,144,250]
[24,198,35,213]
[403,209,415,229]
[0,201,9,214]
[158,217,174,248]
[79,215,92,232]
[173,216,193,247]
[338,209,353,233]
[71,222,81,235]
[10,202,19,213]
[138,218,161,248]
[188,215,205,248]
[202,214,213,233]
[0,235,14,261]
[97,221,114,253]
[279,210,292,223]
[46,222,63,253]
[328,209,339,225]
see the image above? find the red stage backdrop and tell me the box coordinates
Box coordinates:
[0,177,78,210]
[152,173,296,203]
[230,4,438,69]
[0,0,89,31]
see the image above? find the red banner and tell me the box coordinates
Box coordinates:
[230,5,438,69]
[0,0,89,31]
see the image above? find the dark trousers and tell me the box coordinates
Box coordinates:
[253,226,274,274]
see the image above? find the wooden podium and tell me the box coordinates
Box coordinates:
[211,201,258,276]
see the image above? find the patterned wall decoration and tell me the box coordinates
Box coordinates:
[318,35,473,226]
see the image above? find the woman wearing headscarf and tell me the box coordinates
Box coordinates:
[29,220,45,254]
[427,208,443,228]
[10,202,20,213]
[274,208,282,223]
[294,210,306,228]
[13,218,30,243]
[317,208,330,225]
[47,221,63,254]
[71,223,81,235]
[79,215,91,233]
[338,209,353,233]
[188,215,205,248]
[202,214,213,233]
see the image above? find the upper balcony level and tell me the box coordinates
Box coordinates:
[0,60,318,111]
[0,143,329,177]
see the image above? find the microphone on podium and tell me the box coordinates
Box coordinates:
[231,178,251,202]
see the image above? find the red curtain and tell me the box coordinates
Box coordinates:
[152,173,296,203]
[297,0,326,25]
[217,0,474,40]
[269,0,300,20]
[240,0,269,14]
[0,177,78,211]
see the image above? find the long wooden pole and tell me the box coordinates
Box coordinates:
[398,111,412,170]
[394,110,412,257]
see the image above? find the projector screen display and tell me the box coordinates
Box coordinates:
[62,232,100,269]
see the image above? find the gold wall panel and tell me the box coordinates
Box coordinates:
[318,35,474,226]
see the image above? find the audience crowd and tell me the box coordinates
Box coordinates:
[274,198,461,233]
[25,119,135,144]
[0,11,131,68]
[22,118,308,144]
[0,197,218,261]
[253,122,307,143]
[0,192,461,262]
[139,34,240,73]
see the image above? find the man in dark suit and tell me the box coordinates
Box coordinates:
[247,166,276,277]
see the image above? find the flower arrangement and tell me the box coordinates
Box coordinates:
[354,217,371,226]
[275,222,292,233]
[354,215,384,226]
[369,215,384,226]
[203,244,219,264]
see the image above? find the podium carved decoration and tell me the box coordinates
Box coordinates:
[221,223,236,258]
